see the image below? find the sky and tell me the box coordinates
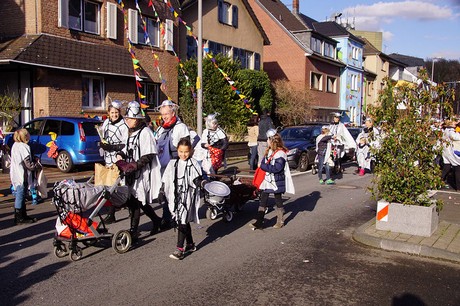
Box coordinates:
[280,0,460,61]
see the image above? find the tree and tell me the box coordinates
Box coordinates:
[272,79,313,126]
[178,54,273,136]
[368,69,454,207]
[0,90,21,132]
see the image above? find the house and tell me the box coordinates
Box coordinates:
[248,0,345,122]
[0,0,180,127]
[312,21,365,125]
[360,37,406,112]
[178,0,269,71]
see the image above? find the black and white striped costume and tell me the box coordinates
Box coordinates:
[101,117,129,166]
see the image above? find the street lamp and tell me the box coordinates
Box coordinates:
[197,0,203,135]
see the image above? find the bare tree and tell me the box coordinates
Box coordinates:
[272,80,313,126]
[0,90,21,132]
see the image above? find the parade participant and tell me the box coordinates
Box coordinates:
[441,120,460,190]
[99,100,128,223]
[316,126,335,185]
[328,112,356,173]
[247,114,259,170]
[257,109,274,166]
[155,100,190,229]
[355,117,380,173]
[116,101,162,240]
[201,113,229,174]
[162,138,206,260]
[356,137,371,176]
[10,129,42,224]
[249,129,295,230]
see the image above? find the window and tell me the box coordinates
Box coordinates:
[218,0,238,27]
[254,53,261,70]
[61,121,75,136]
[221,45,232,57]
[82,76,105,109]
[24,120,43,136]
[311,72,323,90]
[186,36,197,59]
[324,42,334,58]
[138,16,159,47]
[326,76,336,93]
[310,37,322,54]
[141,83,161,109]
[351,74,358,91]
[352,46,359,60]
[64,0,101,34]
[43,120,61,136]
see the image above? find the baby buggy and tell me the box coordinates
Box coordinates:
[52,177,132,261]
[204,181,233,222]
[204,173,258,222]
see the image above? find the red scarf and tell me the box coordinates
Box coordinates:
[161,116,177,129]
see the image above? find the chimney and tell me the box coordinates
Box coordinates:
[292,0,299,14]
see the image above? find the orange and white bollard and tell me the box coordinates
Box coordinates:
[377,201,389,222]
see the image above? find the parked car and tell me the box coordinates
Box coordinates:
[4,117,103,172]
[280,124,323,172]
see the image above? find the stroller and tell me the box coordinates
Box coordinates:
[52,176,132,261]
[203,181,233,222]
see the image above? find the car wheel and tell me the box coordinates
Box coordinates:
[56,151,74,173]
[297,152,309,172]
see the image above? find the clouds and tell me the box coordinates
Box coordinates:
[343,1,454,23]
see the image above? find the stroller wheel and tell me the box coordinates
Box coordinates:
[223,210,233,222]
[112,230,132,254]
[206,208,218,220]
[311,166,317,175]
[69,246,83,261]
[54,244,68,258]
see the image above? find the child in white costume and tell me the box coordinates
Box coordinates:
[162,138,206,260]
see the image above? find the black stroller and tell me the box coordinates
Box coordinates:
[52,176,132,261]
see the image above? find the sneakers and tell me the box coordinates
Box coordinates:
[319,179,325,185]
[184,243,197,254]
[325,179,335,185]
[169,249,185,260]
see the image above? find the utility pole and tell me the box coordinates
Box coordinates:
[197,0,203,135]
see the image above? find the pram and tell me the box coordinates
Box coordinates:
[52,176,132,261]
[205,172,258,222]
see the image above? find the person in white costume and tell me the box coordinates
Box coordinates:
[249,129,295,230]
[200,113,229,175]
[115,101,162,240]
[162,138,207,260]
[328,112,356,173]
[10,129,42,224]
[355,117,380,174]
[99,100,129,223]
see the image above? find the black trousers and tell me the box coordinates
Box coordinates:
[177,223,193,249]
[259,192,283,209]
[126,196,160,231]
[441,163,460,190]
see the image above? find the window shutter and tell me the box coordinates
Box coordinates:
[128,9,138,44]
[218,0,223,23]
[164,19,174,51]
[254,53,260,70]
[58,0,69,28]
[232,6,238,28]
[106,2,117,39]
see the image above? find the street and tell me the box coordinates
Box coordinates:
[1,165,460,305]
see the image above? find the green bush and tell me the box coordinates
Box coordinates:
[368,70,454,207]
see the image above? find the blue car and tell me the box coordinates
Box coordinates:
[280,125,323,172]
[5,117,103,172]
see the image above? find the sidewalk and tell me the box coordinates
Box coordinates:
[353,190,460,263]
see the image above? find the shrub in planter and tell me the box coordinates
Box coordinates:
[368,70,455,209]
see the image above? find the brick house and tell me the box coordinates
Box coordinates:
[0,0,181,128]
[248,0,345,122]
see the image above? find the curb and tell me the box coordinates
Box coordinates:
[353,218,460,263]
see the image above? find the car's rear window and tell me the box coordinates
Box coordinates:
[81,122,100,136]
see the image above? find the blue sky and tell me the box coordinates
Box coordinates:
[280,0,460,61]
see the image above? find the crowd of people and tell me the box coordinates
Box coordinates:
[9,101,460,260]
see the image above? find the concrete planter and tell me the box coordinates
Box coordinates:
[376,200,439,237]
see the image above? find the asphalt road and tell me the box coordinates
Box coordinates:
[1,165,460,306]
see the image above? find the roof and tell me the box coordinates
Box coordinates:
[0,34,143,78]
[388,53,425,67]
[180,0,270,45]
[312,21,365,45]
[257,0,307,32]
[295,13,318,30]
[360,37,406,67]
